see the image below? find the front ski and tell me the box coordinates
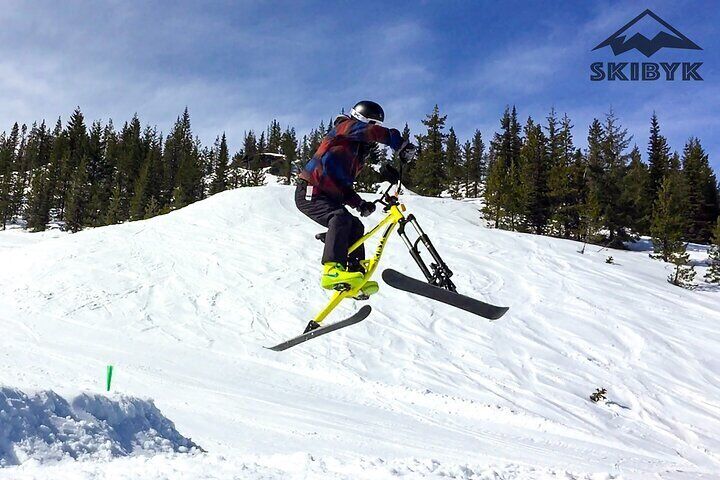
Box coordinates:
[266,305,372,352]
[382,269,508,320]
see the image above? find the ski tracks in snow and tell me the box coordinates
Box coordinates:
[1,186,720,478]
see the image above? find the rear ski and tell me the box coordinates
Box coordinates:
[266,305,372,351]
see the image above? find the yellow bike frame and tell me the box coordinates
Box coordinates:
[313,202,407,325]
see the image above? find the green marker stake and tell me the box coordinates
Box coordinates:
[106,365,114,392]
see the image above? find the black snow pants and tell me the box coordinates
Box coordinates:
[295,180,365,266]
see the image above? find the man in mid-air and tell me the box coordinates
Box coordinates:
[295,100,416,297]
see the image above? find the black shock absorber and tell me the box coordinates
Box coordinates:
[397,215,457,292]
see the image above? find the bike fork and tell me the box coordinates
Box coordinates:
[397,214,456,292]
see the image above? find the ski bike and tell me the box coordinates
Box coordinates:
[268,164,508,351]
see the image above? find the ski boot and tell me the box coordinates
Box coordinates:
[321,262,364,291]
[346,259,378,300]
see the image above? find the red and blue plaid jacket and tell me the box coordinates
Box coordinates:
[299,117,403,208]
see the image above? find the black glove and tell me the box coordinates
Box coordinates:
[398,140,417,163]
[358,200,376,217]
[379,163,400,184]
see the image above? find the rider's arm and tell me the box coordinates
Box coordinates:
[339,119,404,151]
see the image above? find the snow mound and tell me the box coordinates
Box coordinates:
[0,387,199,466]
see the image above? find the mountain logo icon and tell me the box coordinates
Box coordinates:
[593,9,702,57]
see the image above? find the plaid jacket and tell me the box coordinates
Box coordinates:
[298,117,403,208]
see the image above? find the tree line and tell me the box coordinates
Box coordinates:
[402,105,720,287]
[1,104,719,285]
[0,108,319,232]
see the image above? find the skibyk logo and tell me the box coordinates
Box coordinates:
[590,9,703,81]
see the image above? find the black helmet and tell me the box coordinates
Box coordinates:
[350,100,384,125]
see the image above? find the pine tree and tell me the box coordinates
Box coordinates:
[257,131,266,156]
[647,113,671,202]
[545,109,560,168]
[129,161,150,220]
[25,121,51,171]
[519,117,550,234]
[9,124,29,224]
[705,218,720,283]
[199,145,213,182]
[464,130,485,198]
[144,196,160,219]
[95,121,119,222]
[242,130,259,169]
[58,108,89,220]
[567,148,588,240]
[296,136,310,171]
[444,127,463,198]
[279,127,298,185]
[105,181,123,225]
[0,124,20,228]
[171,185,186,210]
[164,108,201,209]
[667,243,696,288]
[85,122,103,216]
[583,119,605,242]
[395,123,416,188]
[266,120,282,154]
[600,112,632,245]
[244,167,267,187]
[483,107,520,228]
[483,107,521,228]
[650,174,688,262]
[412,105,446,196]
[162,109,186,204]
[682,137,719,243]
[622,145,651,235]
[25,164,52,231]
[64,156,90,232]
[505,108,523,229]
[142,128,164,213]
[23,122,53,231]
[112,115,145,221]
[209,133,229,195]
[546,113,576,237]
[227,152,244,188]
[308,123,325,157]
[42,119,66,224]
[483,149,504,228]
[461,140,473,195]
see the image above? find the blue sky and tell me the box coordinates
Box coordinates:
[0,0,718,172]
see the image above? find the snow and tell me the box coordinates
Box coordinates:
[0,387,199,466]
[1,184,719,479]
[0,387,199,467]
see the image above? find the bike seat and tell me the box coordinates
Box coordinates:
[315,232,327,243]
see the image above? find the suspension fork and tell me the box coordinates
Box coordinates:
[397,214,456,292]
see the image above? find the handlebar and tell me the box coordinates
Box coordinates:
[373,181,402,209]
[372,162,405,209]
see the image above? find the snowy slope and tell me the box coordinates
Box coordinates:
[1,184,719,479]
